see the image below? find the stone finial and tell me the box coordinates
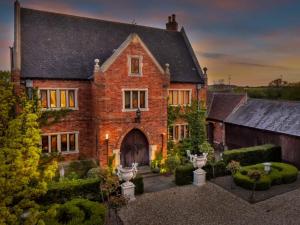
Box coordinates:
[165,63,170,75]
[94,59,100,72]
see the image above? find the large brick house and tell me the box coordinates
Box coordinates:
[11,1,207,167]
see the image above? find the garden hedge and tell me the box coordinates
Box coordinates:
[223,144,281,166]
[39,178,102,204]
[175,161,228,185]
[233,162,298,190]
[132,175,144,195]
[43,198,106,225]
[175,163,194,185]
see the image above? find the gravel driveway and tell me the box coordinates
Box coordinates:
[119,182,300,225]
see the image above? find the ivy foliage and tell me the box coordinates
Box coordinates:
[0,71,58,225]
[167,100,207,154]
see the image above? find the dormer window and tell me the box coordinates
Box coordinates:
[129,55,143,76]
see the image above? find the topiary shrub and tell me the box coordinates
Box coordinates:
[223,144,281,166]
[63,160,98,179]
[233,162,298,190]
[44,198,106,225]
[175,163,194,185]
[39,178,102,204]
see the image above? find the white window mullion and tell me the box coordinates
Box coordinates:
[75,133,79,151]
[48,135,51,153]
[47,90,50,108]
[67,133,70,152]
[138,91,140,108]
[66,90,69,108]
[57,134,61,152]
[130,91,133,109]
[75,89,78,109]
[56,89,60,109]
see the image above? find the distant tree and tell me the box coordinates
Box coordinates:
[0,71,57,225]
[268,78,288,87]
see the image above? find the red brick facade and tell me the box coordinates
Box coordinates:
[16,36,206,167]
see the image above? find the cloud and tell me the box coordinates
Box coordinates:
[230,61,289,70]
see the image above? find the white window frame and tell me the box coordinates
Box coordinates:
[41,131,79,154]
[122,88,149,112]
[168,123,189,142]
[168,89,192,106]
[128,55,143,76]
[38,88,79,110]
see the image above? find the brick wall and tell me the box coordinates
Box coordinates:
[92,40,169,166]
[33,80,96,161]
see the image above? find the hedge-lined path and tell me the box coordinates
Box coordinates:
[119,182,300,225]
[212,173,300,203]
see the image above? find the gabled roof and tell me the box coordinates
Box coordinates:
[207,92,247,121]
[100,33,165,74]
[20,8,204,83]
[225,98,300,137]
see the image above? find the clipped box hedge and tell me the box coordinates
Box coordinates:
[39,178,102,204]
[233,162,298,190]
[223,144,281,166]
[132,175,144,195]
[175,163,194,185]
[175,161,229,185]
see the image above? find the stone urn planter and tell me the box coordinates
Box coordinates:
[186,151,208,187]
[117,163,138,201]
[263,162,272,174]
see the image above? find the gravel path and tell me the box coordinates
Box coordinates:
[119,182,300,225]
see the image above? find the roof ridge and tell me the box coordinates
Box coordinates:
[249,98,300,104]
[21,7,179,33]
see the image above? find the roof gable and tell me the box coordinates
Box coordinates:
[207,93,247,121]
[100,33,165,74]
[20,8,204,83]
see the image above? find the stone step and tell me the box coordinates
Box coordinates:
[137,166,161,178]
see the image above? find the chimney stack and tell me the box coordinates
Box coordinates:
[166,14,178,31]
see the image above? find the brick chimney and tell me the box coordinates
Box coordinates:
[166,14,178,31]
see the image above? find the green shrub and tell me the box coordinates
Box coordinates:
[39,178,102,204]
[132,175,144,195]
[44,198,106,225]
[175,163,194,185]
[64,160,98,179]
[203,160,229,179]
[165,154,181,174]
[223,144,281,166]
[233,162,298,190]
[86,167,102,179]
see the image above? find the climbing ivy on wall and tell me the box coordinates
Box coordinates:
[167,100,207,154]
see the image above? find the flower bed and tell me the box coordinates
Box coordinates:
[233,162,298,190]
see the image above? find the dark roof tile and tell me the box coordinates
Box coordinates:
[20,8,204,83]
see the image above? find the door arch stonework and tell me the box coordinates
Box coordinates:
[120,129,149,167]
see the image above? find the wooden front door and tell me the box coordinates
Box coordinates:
[120,129,149,167]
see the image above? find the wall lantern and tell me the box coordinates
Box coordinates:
[105,133,109,164]
[105,133,109,140]
[135,108,141,123]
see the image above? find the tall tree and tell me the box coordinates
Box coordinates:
[0,71,57,225]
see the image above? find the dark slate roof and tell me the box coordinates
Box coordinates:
[20,8,204,83]
[225,99,300,137]
[207,92,246,121]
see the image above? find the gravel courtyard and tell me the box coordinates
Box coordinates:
[119,182,300,225]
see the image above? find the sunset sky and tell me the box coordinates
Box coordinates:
[0,0,299,86]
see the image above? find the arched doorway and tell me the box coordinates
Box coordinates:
[120,129,149,167]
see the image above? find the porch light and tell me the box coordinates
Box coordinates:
[105,133,109,140]
[135,108,141,123]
